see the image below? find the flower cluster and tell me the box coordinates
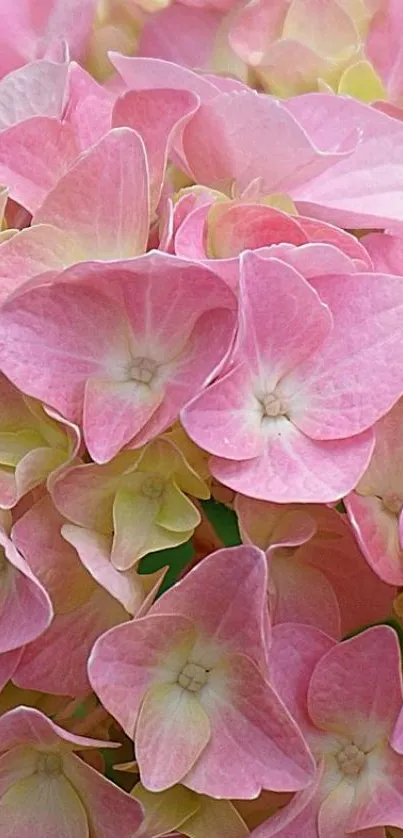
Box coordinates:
[1,2,403,837]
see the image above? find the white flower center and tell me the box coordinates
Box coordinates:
[261,391,287,419]
[336,744,366,776]
[128,357,157,385]
[141,475,165,500]
[36,753,63,775]
[178,662,209,692]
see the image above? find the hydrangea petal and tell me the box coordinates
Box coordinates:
[136,682,211,791]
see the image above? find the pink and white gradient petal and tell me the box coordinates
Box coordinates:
[136,682,211,791]
[186,653,315,799]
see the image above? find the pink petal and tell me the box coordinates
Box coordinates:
[83,376,163,464]
[0,117,78,213]
[12,495,95,614]
[14,585,127,697]
[0,267,130,423]
[362,232,403,274]
[63,62,115,151]
[0,59,68,128]
[35,128,150,259]
[297,216,373,268]
[88,614,196,738]
[182,361,265,460]
[136,682,211,791]
[270,623,335,737]
[61,523,155,615]
[109,54,220,101]
[0,706,117,753]
[308,626,403,746]
[210,426,374,503]
[346,492,403,585]
[229,0,286,66]
[235,495,317,550]
[269,553,341,638]
[286,272,403,439]
[181,91,353,196]
[63,752,143,837]
[0,531,53,653]
[113,88,198,212]
[0,225,74,304]
[238,251,332,370]
[208,204,308,258]
[151,545,270,669]
[50,458,125,532]
[139,4,226,70]
[186,653,315,798]
[288,94,403,227]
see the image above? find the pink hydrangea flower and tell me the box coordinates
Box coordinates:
[0,252,236,463]
[0,705,143,837]
[182,250,403,502]
[252,624,403,836]
[88,545,315,797]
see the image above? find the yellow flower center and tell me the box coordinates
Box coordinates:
[261,392,287,419]
[128,357,157,385]
[141,475,165,500]
[336,743,366,776]
[178,662,209,692]
[36,753,63,775]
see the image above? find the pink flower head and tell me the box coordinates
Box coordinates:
[112,86,199,215]
[88,545,315,797]
[0,252,236,463]
[254,625,403,837]
[182,251,403,502]
[0,372,79,509]
[346,397,403,585]
[11,496,128,697]
[0,705,143,838]
[235,495,394,638]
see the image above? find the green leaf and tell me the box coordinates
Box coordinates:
[201,498,241,547]
[138,540,195,594]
